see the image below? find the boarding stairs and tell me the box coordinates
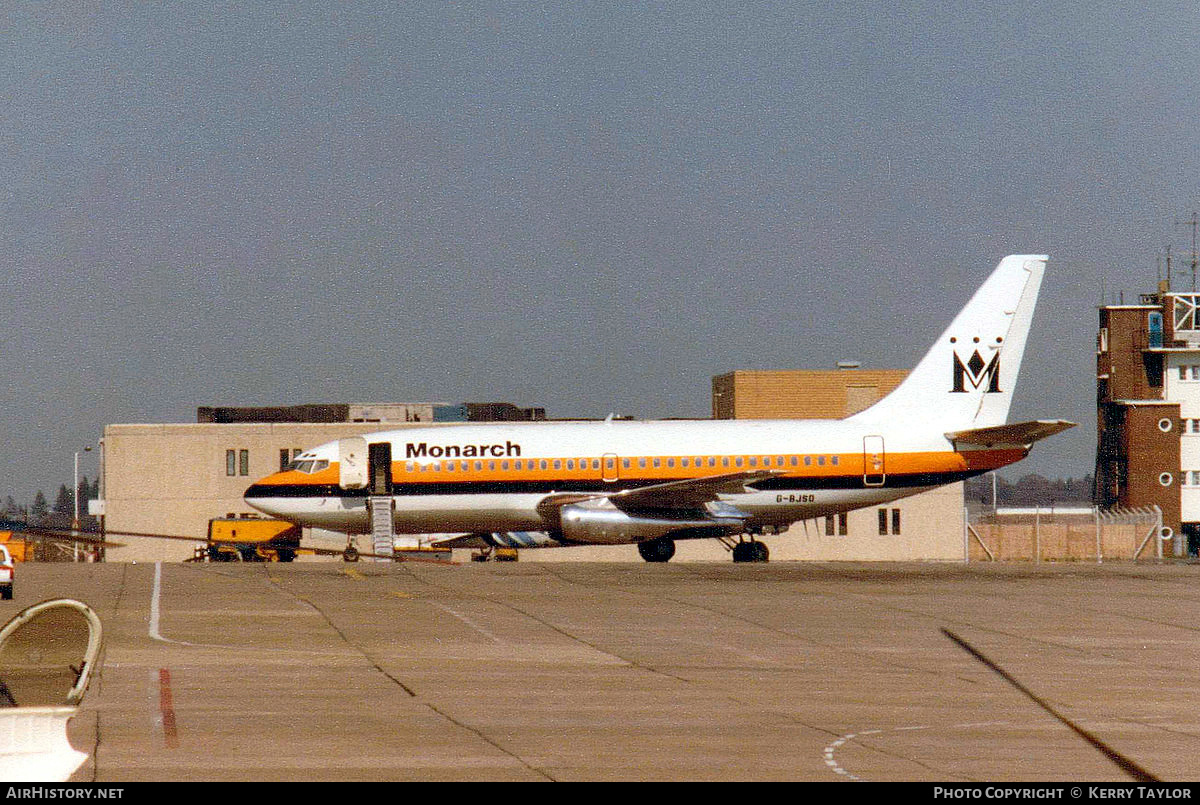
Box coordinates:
[368,496,394,562]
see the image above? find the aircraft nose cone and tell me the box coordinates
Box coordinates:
[243,482,281,516]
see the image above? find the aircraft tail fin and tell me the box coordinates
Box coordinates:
[849,255,1046,431]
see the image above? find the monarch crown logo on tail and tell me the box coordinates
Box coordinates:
[951,345,1001,393]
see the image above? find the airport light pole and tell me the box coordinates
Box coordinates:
[73,446,92,562]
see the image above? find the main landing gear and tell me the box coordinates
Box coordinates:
[731,539,769,563]
[636,536,771,563]
[637,537,676,563]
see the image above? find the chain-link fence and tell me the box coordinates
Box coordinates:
[964,506,1168,562]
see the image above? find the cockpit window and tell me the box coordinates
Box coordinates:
[287,458,329,474]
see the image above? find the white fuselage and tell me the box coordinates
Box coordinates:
[244,418,1021,542]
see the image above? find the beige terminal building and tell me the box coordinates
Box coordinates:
[99,371,966,562]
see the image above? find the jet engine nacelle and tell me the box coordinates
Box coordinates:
[558,499,746,545]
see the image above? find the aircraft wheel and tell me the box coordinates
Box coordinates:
[732,541,769,563]
[637,538,676,563]
[343,546,360,562]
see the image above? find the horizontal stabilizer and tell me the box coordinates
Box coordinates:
[946,419,1075,448]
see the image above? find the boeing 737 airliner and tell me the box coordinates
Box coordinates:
[244,255,1072,562]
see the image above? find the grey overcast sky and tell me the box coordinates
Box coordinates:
[3,2,1198,503]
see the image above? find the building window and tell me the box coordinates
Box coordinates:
[239,449,249,476]
[892,509,901,535]
[878,509,888,535]
[280,449,291,471]
[838,512,847,535]
[226,450,236,476]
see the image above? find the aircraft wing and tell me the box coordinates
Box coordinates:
[538,469,781,516]
[946,419,1076,448]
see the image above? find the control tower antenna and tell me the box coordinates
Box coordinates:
[1176,212,1199,291]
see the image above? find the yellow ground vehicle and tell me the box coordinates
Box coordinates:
[206,517,300,562]
[0,532,29,563]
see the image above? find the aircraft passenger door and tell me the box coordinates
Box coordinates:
[602,453,620,483]
[368,442,393,496]
[339,437,368,490]
[863,436,885,487]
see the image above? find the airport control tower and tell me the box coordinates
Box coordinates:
[1095,283,1200,551]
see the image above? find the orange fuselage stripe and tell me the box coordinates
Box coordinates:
[255,449,1024,487]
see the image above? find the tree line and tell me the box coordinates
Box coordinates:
[1,477,101,531]
[964,473,1094,508]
